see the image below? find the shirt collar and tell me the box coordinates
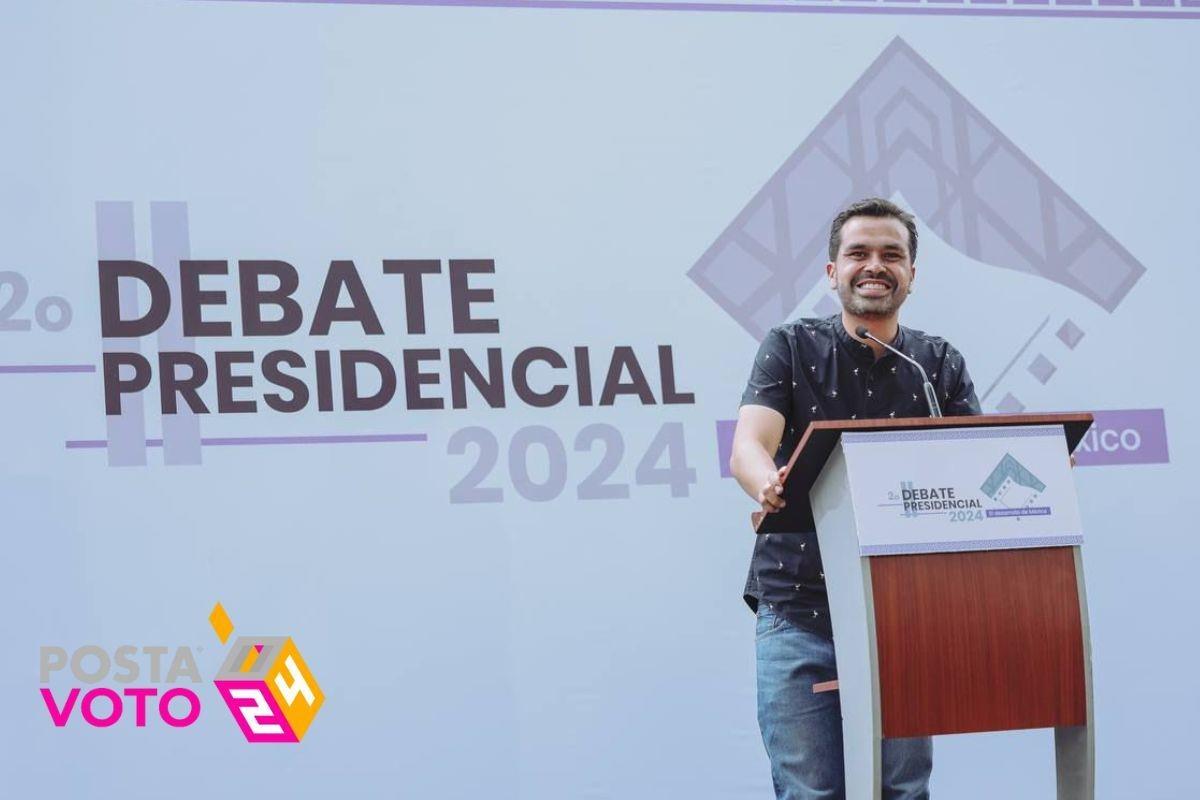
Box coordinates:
[831,314,907,363]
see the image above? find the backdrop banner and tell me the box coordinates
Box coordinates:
[1,2,1193,798]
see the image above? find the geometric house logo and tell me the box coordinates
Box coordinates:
[981,452,1046,510]
[208,603,325,743]
[688,37,1147,413]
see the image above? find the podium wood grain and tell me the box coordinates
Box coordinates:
[870,547,1087,737]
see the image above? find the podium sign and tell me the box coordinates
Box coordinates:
[842,425,1083,556]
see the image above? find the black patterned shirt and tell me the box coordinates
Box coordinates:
[739,315,981,638]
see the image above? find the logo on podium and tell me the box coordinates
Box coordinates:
[982,453,1046,510]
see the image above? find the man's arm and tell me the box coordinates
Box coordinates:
[732,325,796,515]
[730,405,789,515]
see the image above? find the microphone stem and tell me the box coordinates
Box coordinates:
[860,329,944,418]
[922,381,943,418]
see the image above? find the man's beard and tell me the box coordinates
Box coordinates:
[836,279,908,318]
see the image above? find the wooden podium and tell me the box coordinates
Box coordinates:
[755,413,1095,800]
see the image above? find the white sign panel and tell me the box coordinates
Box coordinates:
[841,426,1083,556]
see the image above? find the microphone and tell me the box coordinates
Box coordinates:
[854,325,942,418]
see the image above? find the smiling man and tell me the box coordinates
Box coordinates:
[729,198,981,800]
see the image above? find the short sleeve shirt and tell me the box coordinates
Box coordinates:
[739,315,981,638]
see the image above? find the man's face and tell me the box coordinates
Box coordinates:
[826,215,915,318]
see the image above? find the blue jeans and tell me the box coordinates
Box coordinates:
[756,605,932,799]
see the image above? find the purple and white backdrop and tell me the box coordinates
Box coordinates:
[1,2,1193,798]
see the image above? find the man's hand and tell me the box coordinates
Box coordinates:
[757,466,789,514]
[729,404,787,522]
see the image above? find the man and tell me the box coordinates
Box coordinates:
[729,198,980,800]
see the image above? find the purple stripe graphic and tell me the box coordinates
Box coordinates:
[0,364,96,374]
[1073,408,1169,466]
[67,433,428,449]
[986,506,1052,518]
[191,0,1200,18]
[96,201,147,468]
[150,201,203,466]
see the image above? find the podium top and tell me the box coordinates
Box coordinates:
[754,412,1094,534]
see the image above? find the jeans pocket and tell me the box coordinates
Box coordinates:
[755,607,789,640]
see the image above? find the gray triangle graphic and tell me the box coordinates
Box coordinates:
[688,36,1147,339]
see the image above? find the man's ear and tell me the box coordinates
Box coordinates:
[908,261,917,292]
[826,261,837,290]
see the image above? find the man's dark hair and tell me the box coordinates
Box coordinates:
[827,197,918,263]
